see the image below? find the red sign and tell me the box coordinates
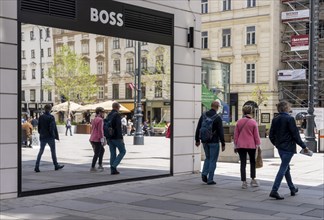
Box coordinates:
[291,35,309,51]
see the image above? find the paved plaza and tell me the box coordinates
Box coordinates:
[1,142,323,219]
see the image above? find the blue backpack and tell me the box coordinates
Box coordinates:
[199,113,219,143]
[104,112,118,139]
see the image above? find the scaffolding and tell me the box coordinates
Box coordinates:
[280,0,324,107]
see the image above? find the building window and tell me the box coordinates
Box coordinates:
[48,48,52,57]
[247,0,256,7]
[246,26,256,45]
[46,28,50,38]
[98,86,104,99]
[126,40,134,48]
[201,0,208,13]
[156,55,164,73]
[41,48,44,58]
[22,70,26,80]
[96,41,104,52]
[223,0,231,11]
[125,83,133,99]
[126,58,134,73]
[222,29,231,47]
[201,31,208,49]
[41,68,44,78]
[39,29,43,39]
[48,90,52,101]
[32,69,36,79]
[112,84,119,99]
[21,32,25,41]
[30,31,35,40]
[141,42,148,46]
[82,42,89,54]
[246,63,255,83]
[22,50,26,59]
[141,83,146,98]
[113,38,120,49]
[155,81,163,98]
[40,89,44,102]
[30,89,35,101]
[113,59,120,73]
[22,90,25,101]
[31,50,35,58]
[97,61,104,75]
[68,43,75,52]
[141,57,147,71]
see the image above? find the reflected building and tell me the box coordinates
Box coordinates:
[21,24,54,117]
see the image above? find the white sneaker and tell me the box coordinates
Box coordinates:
[242,181,248,189]
[251,179,259,187]
[97,165,104,171]
[90,167,97,172]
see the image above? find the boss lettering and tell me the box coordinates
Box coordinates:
[90,8,124,27]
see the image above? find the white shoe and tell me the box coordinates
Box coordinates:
[242,181,248,189]
[251,179,259,187]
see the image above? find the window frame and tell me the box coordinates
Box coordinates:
[246,63,256,83]
[97,61,104,75]
[113,38,120,49]
[30,89,36,101]
[98,86,104,99]
[154,80,163,98]
[201,31,208,49]
[201,0,208,14]
[32,69,36,79]
[247,0,256,8]
[223,0,231,11]
[125,83,133,99]
[222,28,231,47]
[112,84,119,99]
[246,26,256,45]
[113,59,120,73]
[126,58,134,73]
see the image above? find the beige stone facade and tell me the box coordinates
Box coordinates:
[202,1,282,122]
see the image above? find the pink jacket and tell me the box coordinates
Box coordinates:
[234,116,261,149]
[89,116,104,142]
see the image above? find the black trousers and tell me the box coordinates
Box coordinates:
[237,148,256,181]
[91,141,105,168]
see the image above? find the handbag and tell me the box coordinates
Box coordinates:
[256,147,263,168]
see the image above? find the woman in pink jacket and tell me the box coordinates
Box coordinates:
[89,107,105,172]
[234,105,261,189]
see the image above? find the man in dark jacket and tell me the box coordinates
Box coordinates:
[269,101,309,199]
[34,104,64,172]
[106,102,126,175]
[195,101,226,185]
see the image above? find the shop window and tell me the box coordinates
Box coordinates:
[247,0,256,7]
[201,31,208,49]
[223,0,231,11]
[246,63,256,83]
[246,26,256,45]
[155,81,162,98]
[125,83,133,99]
[112,84,119,99]
[201,0,208,14]
[30,89,35,101]
[222,29,231,47]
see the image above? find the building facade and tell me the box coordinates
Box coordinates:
[0,0,202,199]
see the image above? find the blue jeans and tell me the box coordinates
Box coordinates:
[35,138,58,168]
[108,139,126,169]
[271,149,295,192]
[202,143,220,183]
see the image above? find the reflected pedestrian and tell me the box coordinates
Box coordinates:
[34,104,64,172]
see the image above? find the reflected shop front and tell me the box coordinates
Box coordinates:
[18,0,173,196]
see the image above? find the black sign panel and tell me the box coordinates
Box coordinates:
[19,0,174,45]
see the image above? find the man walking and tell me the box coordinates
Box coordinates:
[195,101,225,185]
[34,104,64,172]
[106,102,126,175]
[269,101,309,199]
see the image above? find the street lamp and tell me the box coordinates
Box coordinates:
[305,0,318,152]
[133,41,144,145]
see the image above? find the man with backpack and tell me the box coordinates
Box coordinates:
[195,101,225,185]
[104,102,126,175]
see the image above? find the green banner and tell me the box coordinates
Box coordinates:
[202,84,218,108]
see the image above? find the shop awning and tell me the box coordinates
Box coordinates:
[119,103,134,111]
